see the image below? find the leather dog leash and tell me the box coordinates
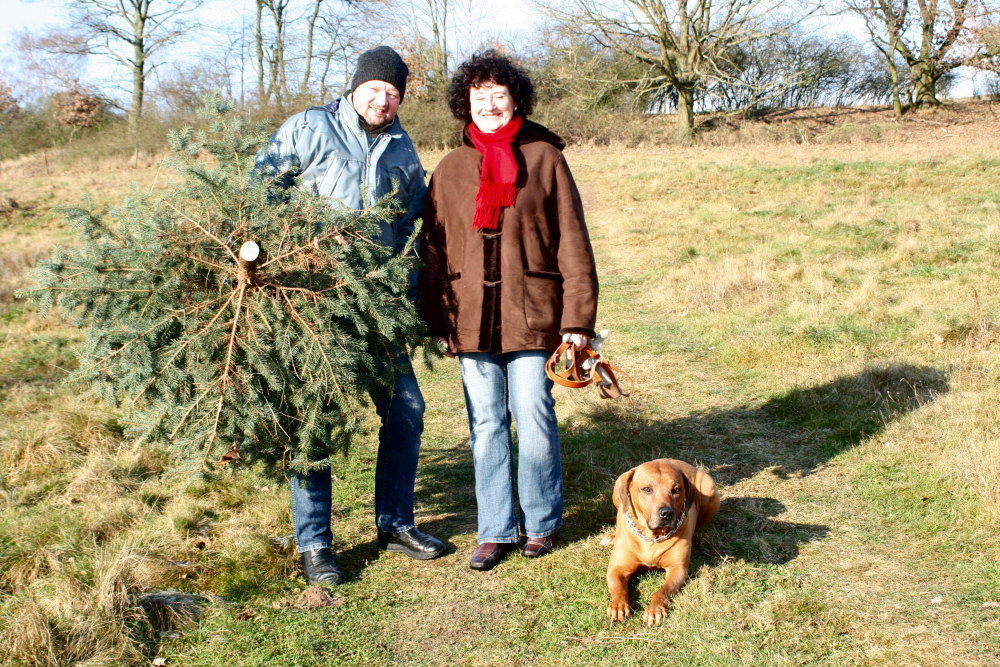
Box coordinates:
[545,340,632,398]
[545,341,593,388]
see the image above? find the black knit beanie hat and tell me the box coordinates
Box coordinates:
[350,46,409,101]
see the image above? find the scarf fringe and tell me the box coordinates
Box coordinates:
[469,116,523,231]
[474,182,516,230]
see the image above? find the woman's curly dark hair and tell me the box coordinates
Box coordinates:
[446,50,536,123]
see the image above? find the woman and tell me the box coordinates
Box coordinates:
[418,51,599,571]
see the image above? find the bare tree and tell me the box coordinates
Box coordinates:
[301,0,325,97]
[379,0,453,97]
[58,0,201,132]
[844,0,1000,109]
[0,78,18,116]
[541,0,815,138]
[250,0,388,107]
[256,0,291,106]
[957,5,1000,95]
[706,30,894,111]
[530,28,674,113]
[12,29,90,103]
[843,0,909,113]
[154,60,238,119]
[425,0,449,89]
[449,0,496,57]
[312,0,389,98]
[312,9,362,97]
[255,0,268,103]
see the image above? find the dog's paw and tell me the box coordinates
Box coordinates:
[606,599,631,622]
[642,602,668,626]
[599,532,616,548]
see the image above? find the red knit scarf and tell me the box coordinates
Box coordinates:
[468,114,523,230]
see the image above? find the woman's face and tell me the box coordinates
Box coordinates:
[469,82,515,133]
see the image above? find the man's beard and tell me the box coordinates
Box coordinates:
[359,107,393,133]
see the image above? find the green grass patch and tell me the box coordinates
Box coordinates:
[3,126,1000,665]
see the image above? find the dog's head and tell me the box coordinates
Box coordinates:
[614,459,693,533]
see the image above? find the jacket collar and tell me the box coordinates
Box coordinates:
[462,118,565,151]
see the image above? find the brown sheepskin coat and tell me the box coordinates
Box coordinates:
[417,120,598,355]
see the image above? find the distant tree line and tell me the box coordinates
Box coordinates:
[1,0,999,156]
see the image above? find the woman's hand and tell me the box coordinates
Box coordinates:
[435,336,456,358]
[562,333,589,352]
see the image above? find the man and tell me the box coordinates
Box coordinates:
[255,45,445,585]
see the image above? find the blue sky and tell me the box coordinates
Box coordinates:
[0,0,541,46]
[0,0,542,77]
[1,0,63,44]
[1,0,983,99]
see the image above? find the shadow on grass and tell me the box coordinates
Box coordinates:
[699,497,829,565]
[615,496,827,618]
[336,362,946,576]
[332,439,477,578]
[555,361,948,562]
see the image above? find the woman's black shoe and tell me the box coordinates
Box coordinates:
[300,548,345,585]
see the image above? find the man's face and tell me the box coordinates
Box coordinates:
[351,80,401,129]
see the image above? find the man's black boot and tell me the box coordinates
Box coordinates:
[300,548,345,585]
[377,527,446,560]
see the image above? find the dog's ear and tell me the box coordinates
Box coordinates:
[612,468,635,511]
[682,471,695,508]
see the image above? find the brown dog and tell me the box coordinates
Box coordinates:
[603,459,720,625]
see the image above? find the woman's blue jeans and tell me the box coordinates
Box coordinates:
[288,356,425,553]
[459,351,563,544]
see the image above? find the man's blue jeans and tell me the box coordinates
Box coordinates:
[288,356,425,553]
[459,351,563,544]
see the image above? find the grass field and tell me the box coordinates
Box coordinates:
[1,103,999,666]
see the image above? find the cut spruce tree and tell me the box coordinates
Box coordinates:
[20,99,428,477]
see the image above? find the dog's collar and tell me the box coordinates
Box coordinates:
[623,492,692,543]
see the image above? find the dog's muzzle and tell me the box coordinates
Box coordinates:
[648,505,676,530]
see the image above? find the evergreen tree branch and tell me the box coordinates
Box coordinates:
[22,98,430,477]
[126,292,237,409]
[203,393,228,466]
[222,282,248,387]
[279,289,350,413]
[160,200,238,262]
[169,377,223,439]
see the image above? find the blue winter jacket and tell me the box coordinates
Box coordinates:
[254,98,427,267]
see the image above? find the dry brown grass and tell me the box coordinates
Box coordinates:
[0,145,168,181]
[0,495,182,664]
[0,246,51,304]
[694,99,1000,148]
[1,101,998,665]
[0,574,149,667]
